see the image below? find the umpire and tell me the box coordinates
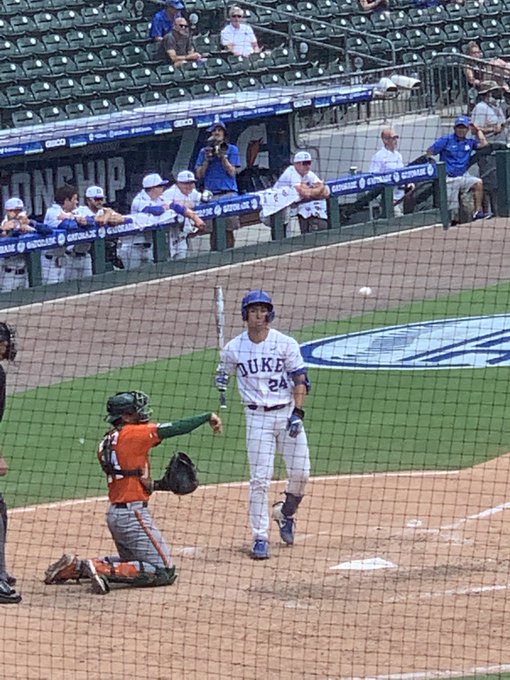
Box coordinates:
[0,322,21,604]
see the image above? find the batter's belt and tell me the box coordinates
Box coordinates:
[247,403,290,412]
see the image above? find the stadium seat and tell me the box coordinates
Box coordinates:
[402,52,424,66]
[39,105,67,124]
[106,70,134,94]
[334,0,357,16]
[270,46,297,70]
[1,0,22,16]
[130,66,160,90]
[0,40,16,62]
[9,14,37,34]
[95,48,121,72]
[55,77,81,101]
[499,36,510,53]
[89,28,116,49]
[139,91,168,106]
[112,25,136,45]
[462,20,482,40]
[22,58,51,81]
[480,41,499,59]
[303,63,328,80]
[115,94,141,111]
[65,29,89,52]
[177,61,202,83]
[306,0,333,18]
[31,12,59,33]
[481,18,503,39]
[165,86,191,101]
[406,28,428,51]
[16,36,40,58]
[48,55,77,76]
[350,14,373,32]
[80,73,110,98]
[74,52,102,74]
[444,2,465,21]
[145,42,162,65]
[11,109,43,127]
[216,79,239,95]
[227,54,248,74]
[24,0,49,12]
[203,57,231,79]
[134,21,151,43]
[121,45,147,68]
[89,98,117,116]
[282,69,306,85]
[483,0,503,15]
[502,0,510,15]
[425,26,448,48]
[442,23,465,45]
[0,62,19,85]
[30,80,59,104]
[5,85,34,108]
[193,33,220,57]
[55,10,80,31]
[78,6,102,27]
[158,64,184,86]
[427,4,448,25]
[64,101,92,119]
[260,72,286,88]
[188,82,216,97]
[236,75,259,90]
[41,33,69,54]
[48,0,83,11]
[103,4,133,24]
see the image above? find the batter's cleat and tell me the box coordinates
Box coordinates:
[81,559,110,595]
[272,501,295,545]
[251,539,269,560]
[6,574,16,587]
[44,554,80,584]
[0,580,21,604]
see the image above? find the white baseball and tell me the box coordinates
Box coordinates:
[79,438,85,445]
[358,286,372,297]
[406,519,422,528]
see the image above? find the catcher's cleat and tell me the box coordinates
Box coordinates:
[251,539,270,560]
[272,501,295,545]
[81,560,110,595]
[5,574,16,587]
[0,580,21,604]
[44,554,80,584]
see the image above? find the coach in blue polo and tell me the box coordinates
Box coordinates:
[195,121,241,250]
[426,114,489,224]
[149,0,184,41]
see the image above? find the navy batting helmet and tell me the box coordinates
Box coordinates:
[0,323,16,362]
[105,391,152,423]
[241,290,275,322]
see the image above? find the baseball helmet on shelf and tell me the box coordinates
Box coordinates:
[0,323,17,362]
[105,391,152,423]
[241,290,275,322]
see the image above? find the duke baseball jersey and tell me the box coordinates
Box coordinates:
[220,328,305,407]
[274,166,327,219]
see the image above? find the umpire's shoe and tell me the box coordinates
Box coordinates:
[251,539,269,560]
[81,560,110,595]
[272,501,295,545]
[0,579,21,604]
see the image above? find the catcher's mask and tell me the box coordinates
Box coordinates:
[105,391,152,424]
[241,290,275,322]
[0,323,17,362]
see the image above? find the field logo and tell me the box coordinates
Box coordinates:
[301,315,510,370]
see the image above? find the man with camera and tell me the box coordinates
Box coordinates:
[195,122,241,250]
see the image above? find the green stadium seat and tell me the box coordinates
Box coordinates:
[39,105,67,124]
[134,20,151,42]
[502,0,510,14]
[64,101,92,119]
[158,64,184,86]
[31,12,59,33]
[78,6,102,27]
[444,2,465,21]
[177,61,202,82]
[139,90,168,106]
[48,0,84,11]
[1,0,22,16]
[30,80,59,104]
[55,77,81,101]
[335,0,357,16]
[9,15,37,35]
[41,33,69,54]
[165,86,192,101]
[270,46,297,70]
[74,51,102,74]
[282,69,306,85]
[236,75,259,90]
[0,40,16,62]
[5,85,34,108]
[260,72,286,87]
[480,40,499,59]
[121,45,147,67]
[427,4,448,25]
[227,54,248,74]
[130,66,160,90]
[188,82,216,97]
[145,42,162,65]
[247,51,271,74]
[370,12,397,33]
[98,48,123,71]
[216,79,239,95]
[425,26,448,48]
[112,25,136,45]
[481,18,503,39]
[65,30,89,52]
[11,109,43,127]
[406,28,428,51]
[115,94,141,110]
[48,55,77,76]
[0,62,19,84]
[350,14,373,32]
[443,23,465,45]
[80,73,109,98]
[103,4,133,24]
[17,36,39,57]
[0,18,8,35]
[303,63,328,80]
[89,28,115,49]
[23,0,48,12]
[89,98,117,116]
[482,0,502,14]
[462,20,482,40]
[55,10,80,31]
[106,70,134,93]
[22,58,51,81]
[203,57,231,79]
[421,48,440,63]
[193,33,220,57]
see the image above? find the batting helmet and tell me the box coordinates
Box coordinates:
[0,323,16,362]
[241,290,275,322]
[105,391,152,424]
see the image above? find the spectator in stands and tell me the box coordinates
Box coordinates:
[195,121,241,250]
[358,0,389,13]
[471,80,508,216]
[220,6,260,58]
[0,198,48,293]
[426,115,490,225]
[162,171,205,259]
[369,128,414,216]
[149,0,185,42]
[273,151,330,235]
[162,17,202,65]
[43,185,88,285]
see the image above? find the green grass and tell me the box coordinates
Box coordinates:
[4,279,510,508]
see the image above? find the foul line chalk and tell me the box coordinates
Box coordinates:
[331,557,397,571]
[442,500,510,530]
[345,662,510,680]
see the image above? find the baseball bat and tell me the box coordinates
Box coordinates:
[214,285,227,409]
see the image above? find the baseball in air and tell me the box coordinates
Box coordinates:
[406,519,423,528]
[358,286,373,297]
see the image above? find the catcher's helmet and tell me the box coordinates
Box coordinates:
[0,323,16,362]
[241,290,275,322]
[105,391,152,423]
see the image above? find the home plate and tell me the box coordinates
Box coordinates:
[330,557,397,571]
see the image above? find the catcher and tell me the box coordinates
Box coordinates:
[44,391,222,594]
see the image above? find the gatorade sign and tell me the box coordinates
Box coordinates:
[301,315,510,370]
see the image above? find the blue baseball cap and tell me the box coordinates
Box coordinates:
[207,121,226,132]
[454,115,471,127]
[165,0,185,8]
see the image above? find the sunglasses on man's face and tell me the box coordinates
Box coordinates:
[231,13,243,17]
[176,22,188,26]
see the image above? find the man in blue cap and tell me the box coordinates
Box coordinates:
[426,115,490,225]
[149,0,185,42]
[195,121,241,250]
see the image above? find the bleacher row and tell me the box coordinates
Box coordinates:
[0,0,508,131]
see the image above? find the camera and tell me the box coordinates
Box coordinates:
[206,136,229,157]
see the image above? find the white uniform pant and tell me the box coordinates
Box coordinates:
[245,405,310,541]
[65,253,93,281]
[117,242,154,271]
[41,251,66,285]
[0,265,28,293]
[168,227,187,261]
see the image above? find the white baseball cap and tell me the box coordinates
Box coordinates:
[177,170,196,183]
[293,151,312,163]
[85,185,105,199]
[5,197,24,211]
[142,173,169,189]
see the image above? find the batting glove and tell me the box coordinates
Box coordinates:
[287,407,305,438]
[215,370,229,392]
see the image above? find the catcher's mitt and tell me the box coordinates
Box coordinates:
[154,451,199,495]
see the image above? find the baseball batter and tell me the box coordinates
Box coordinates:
[0,323,21,603]
[215,290,310,560]
[44,391,222,593]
